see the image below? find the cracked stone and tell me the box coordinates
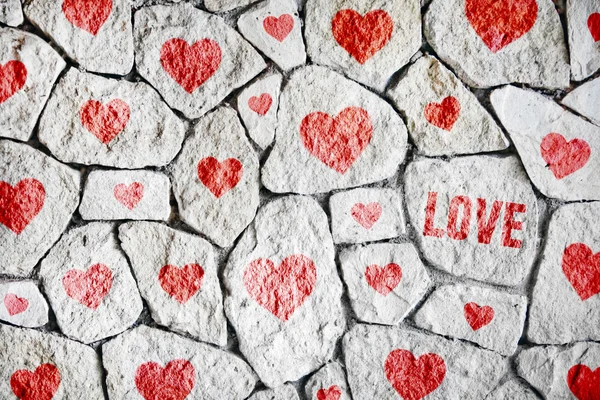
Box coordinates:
[248,384,300,400]
[305,362,352,400]
[484,379,539,400]
[0,280,49,328]
[562,76,600,127]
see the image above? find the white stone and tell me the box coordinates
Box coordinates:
[340,243,431,326]
[424,0,570,89]
[79,169,171,221]
[172,107,260,247]
[485,379,539,400]
[562,76,600,127]
[305,0,421,91]
[205,0,259,13]
[248,384,300,400]
[344,324,507,400]
[491,85,600,201]
[223,196,346,387]
[0,27,65,142]
[0,140,80,277]
[0,0,23,26]
[330,187,405,244]
[567,0,600,80]
[38,68,186,168]
[262,65,407,194]
[39,223,143,344]
[103,325,257,400]
[24,0,134,75]
[238,0,306,71]
[0,280,49,327]
[413,283,527,356]
[404,155,538,286]
[134,3,266,119]
[305,362,352,400]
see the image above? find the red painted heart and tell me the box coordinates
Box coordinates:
[0,178,45,235]
[365,263,402,296]
[197,157,243,199]
[263,14,294,42]
[588,13,600,42]
[562,243,600,301]
[113,182,144,210]
[351,202,382,230]
[540,133,591,180]
[300,107,373,174]
[464,302,495,331]
[385,349,446,400]
[10,364,61,400]
[62,263,113,310]
[331,9,393,64]
[424,96,461,131]
[0,60,27,104]
[317,385,342,400]
[158,264,204,304]
[4,293,29,316]
[568,364,600,400]
[62,0,113,36]
[244,254,316,321]
[248,93,273,116]
[80,99,130,144]
[135,359,195,400]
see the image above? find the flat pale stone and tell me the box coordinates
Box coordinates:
[39,223,143,344]
[262,65,407,194]
[205,0,259,13]
[224,196,346,387]
[424,0,570,89]
[38,68,186,168]
[330,187,405,244]
[0,324,104,399]
[305,362,352,400]
[404,155,538,286]
[567,0,600,80]
[119,221,227,346]
[491,85,600,201]
[340,243,431,326]
[172,107,259,247]
[24,0,134,75]
[103,325,257,400]
[0,0,23,26]
[305,0,421,91]
[79,169,171,221]
[0,280,49,327]
[485,379,540,400]
[0,27,65,141]
[344,324,507,400]
[413,283,527,356]
[0,140,80,277]
[248,384,300,400]
[562,76,600,126]
[134,3,266,119]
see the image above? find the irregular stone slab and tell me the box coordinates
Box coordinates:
[39,223,143,344]
[562,76,600,126]
[24,0,134,75]
[205,0,258,13]
[0,140,80,277]
[119,222,227,346]
[387,55,509,156]
[0,27,65,142]
[238,0,306,71]
[262,66,407,194]
[0,280,48,328]
[0,324,105,399]
[103,325,257,400]
[38,68,186,168]
[567,0,600,80]
[424,0,570,89]
[172,107,259,247]
[485,379,540,400]
[134,3,266,119]
[404,155,538,286]
[305,362,352,400]
[330,187,405,244]
[413,283,527,356]
[340,243,431,326]
[491,85,600,201]
[305,0,421,91]
[79,169,171,221]
[0,0,23,26]
[224,196,346,387]
[248,384,300,400]
[344,324,506,399]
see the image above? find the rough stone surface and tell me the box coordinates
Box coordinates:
[39,223,143,344]
[485,379,540,400]
[567,0,600,80]
[562,76,600,126]
[492,85,600,201]
[305,362,352,400]
[223,196,346,387]
[0,0,23,26]
[38,68,186,168]
[205,0,259,13]
[262,66,408,194]
[248,384,300,400]
[0,280,49,328]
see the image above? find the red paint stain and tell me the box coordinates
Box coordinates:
[0,178,45,235]
[248,93,273,116]
[263,14,294,42]
[80,99,130,144]
[11,364,61,400]
[62,263,113,310]
[158,264,204,304]
[0,60,27,104]
[62,0,113,36]
[113,182,144,210]
[197,157,243,199]
[464,302,495,330]
[563,243,600,301]
[384,349,446,400]
[365,263,402,296]
[540,133,591,180]
[135,359,195,400]
[424,96,461,131]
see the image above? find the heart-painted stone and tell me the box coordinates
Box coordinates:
[563,243,600,301]
[465,0,538,53]
[588,13,600,42]
[540,133,591,180]
[135,359,195,400]
[351,202,382,230]
[10,363,61,400]
[158,263,204,304]
[197,157,243,199]
[463,302,495,331]
[263,14,294,42]
[4,293,29,316]
[331,9,393,64]
[384,349,446,400]
[244,254,317,321]
[62,0,113,36]
[300,107,373,174]
[248,93,273,116]
[317,385,342,400]
[113,182,144,210]
[0,178,46,235]
[424,96,461,131]
[0,60,27,104]
[567,364,600,400]
[365,263,402,296]
[62,263,113,309]
[80,99,130,144]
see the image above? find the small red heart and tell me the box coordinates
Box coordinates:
[588,13,600,42]
[248,93,273,116]
[10,364,61,400]
[263,14,294,42]
[567,364,600,400]
[4,293,29,316]
[562,243,600,301]
[62,263,113,310]
[424,96,461,131]
[197,157,243,199]
[463,302,495,331]
[135,359,195,400]
[0,178,46,235]
[540,133,591,180]
[384,349,446,400]
[113,182,144,210]
[317,385,342,400]
[351,202,382,230]
[0,60,27,104]
[158,264,204,304]
[365,263,402,296]
[62,0,113,36]
[80,99,130,144]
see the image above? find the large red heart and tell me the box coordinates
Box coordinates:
[158,264,204,304]
[424,96,461,132]
[62,0,113,36]
[113,182,144,210]
[351,202,382,230]
[248,93,273,116]
[317,385,342,400]
[0,60,27,104]
[62,263,113,310]
[365,263,402,296]
[563,243,600,301]
[197,157,243,199]
[135,359,195,400]
[80,99,130,144]
[588,13,600,42]
[540,133,591,180]
[263,14,294,42]
[465,0,538,53]
[244,254,316,321]
[160,38,222,94]
[331,9,393,64]
[568,364,600,400]
[463,302,495,331]
[300,107,373,174]
[4,293,29,316]
[385,349,446,400]
[0,178,45,235]
[10,364,61,400]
